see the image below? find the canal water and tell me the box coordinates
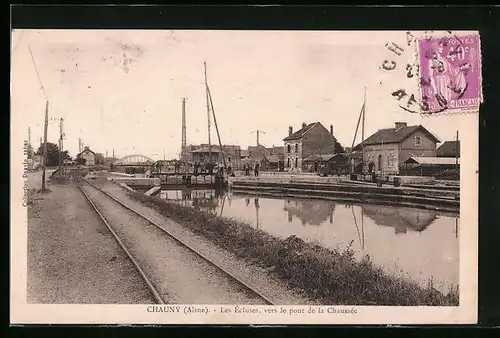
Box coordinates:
[159,188,459,293]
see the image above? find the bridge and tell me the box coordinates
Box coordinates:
[113,154,155,167]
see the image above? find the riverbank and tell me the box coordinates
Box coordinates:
[126,186,459,306]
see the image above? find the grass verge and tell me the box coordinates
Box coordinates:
[128,190,459,306]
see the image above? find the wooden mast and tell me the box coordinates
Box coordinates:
[349,89,366,175]
[362,87,366,173]
[204,62,212,164]
[207,84,227,171]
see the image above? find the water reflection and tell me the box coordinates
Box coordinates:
[284,199,335,226]
[159,188,459,292]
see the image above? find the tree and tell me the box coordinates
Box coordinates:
[75,155,86,165]
[95,153,104,165]
[334,139,345,154]
[62,150,72,161]
[35,142,60,167]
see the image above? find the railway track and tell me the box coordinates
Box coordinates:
[75,177,274,305]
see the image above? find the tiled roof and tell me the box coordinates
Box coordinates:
[78,148,95,156]
[354,125,440,149]
[436,141,460,157]
[283,123,317,141]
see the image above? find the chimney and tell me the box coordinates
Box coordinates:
[395,122,407,130]
[302,122,307,129]
[84,146,89,151]
[330,125,333,136]
[289,126,293,136]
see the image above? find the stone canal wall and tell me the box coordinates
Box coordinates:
[229,180,459,213]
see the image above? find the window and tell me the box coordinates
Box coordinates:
[414,136,422,147]
[295,144,299,153]
[287,144,291,153]
[387,153,395,167]
[295,157,298,167]
[287,158,290,168]
[228,157,231,162]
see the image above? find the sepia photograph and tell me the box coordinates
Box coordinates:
[10,29,479,324]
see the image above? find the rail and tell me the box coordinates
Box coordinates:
[76,178,274,305]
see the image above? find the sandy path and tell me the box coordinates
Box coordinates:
[26,172,154,304]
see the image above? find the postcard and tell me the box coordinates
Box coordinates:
[11,29,479,324]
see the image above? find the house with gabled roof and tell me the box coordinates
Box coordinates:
[436,140,460,158]
[353,122,440,175]
[77,146,96,166]
[283,122,344,172]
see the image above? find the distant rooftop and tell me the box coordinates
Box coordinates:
[404,156,459,165]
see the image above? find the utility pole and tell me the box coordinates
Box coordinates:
[27,127,32,158]
[251,130,266,147]
[113,148,115,159]
[59,117,64,171]
[41,101,49,192]
[455,130,459,173]
[27,45,49,190]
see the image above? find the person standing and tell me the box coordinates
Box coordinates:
[254,162,260,177]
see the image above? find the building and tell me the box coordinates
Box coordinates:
[186,144,241,168]
[307,152,364,175]
[77,146,96,166]
[353,122,440,175]
[403,156,460,180]
[303,154,335,172]
[242,144,285,171]
[283,122,343,172]
[436,140,460,158]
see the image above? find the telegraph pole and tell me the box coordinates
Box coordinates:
[27,127,32,159]
[41,101,49,192]
[28,45,49,191]
[455,130,459,173]
[58,117,64,171]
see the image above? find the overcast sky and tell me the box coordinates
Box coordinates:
[11,30,467,160]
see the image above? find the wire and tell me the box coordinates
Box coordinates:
[27,45,48,102]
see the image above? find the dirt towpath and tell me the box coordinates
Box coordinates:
[26,171,154,304]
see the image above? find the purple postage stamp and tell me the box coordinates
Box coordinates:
[418,34,482,114]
